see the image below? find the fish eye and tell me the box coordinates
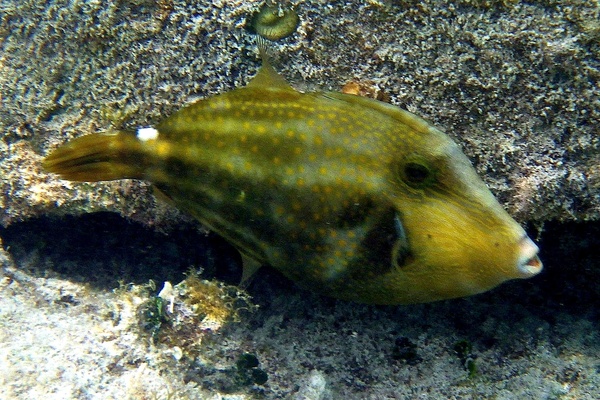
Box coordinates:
[405,162,430,183]
[400,158,436,188]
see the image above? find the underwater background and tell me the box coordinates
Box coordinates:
[0,0,598,398]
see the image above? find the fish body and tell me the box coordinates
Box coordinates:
[43,60,542,304]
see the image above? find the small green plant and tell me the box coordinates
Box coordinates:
[235,353,269,386]
[465,357,477,379]
[139,295,169,341]
[391,337,422,365]
[453,340,478,379]
[136,280,170,342]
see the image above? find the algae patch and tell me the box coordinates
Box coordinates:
[136,270,257,354]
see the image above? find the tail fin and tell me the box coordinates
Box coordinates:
[42,131,148,182]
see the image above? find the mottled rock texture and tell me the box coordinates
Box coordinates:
[1,0,598,228]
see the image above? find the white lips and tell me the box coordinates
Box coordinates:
[516,235,543,277]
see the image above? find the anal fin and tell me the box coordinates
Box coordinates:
[239,253,262,289]
[152,186,176,206]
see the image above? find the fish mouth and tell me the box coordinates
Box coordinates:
[516,235,543,277]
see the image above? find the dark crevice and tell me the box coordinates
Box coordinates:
[0,212,243,290]
[527,220,600,313]
[0,214,598,315]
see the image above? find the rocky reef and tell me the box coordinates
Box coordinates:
[0,0,598,398]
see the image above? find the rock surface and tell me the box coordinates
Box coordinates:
[1,0,598,227]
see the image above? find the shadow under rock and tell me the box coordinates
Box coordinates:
[0,213,598,317]
[0,212,243,289]
[526,219,600,315]
[439,220,600,325]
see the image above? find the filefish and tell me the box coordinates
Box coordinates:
[42,49,542,304]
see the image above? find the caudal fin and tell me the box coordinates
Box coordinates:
[42,131,148,182]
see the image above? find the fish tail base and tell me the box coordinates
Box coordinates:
[42,132,147,182]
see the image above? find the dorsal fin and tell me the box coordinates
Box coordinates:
[247,36,294,91]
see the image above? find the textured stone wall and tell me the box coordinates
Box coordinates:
[1,0,598,227]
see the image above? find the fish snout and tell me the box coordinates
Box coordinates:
[515,235,543,278]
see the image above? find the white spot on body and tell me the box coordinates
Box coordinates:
[137,127,159,141]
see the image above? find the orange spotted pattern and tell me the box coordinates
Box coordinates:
[43,61,541,304]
